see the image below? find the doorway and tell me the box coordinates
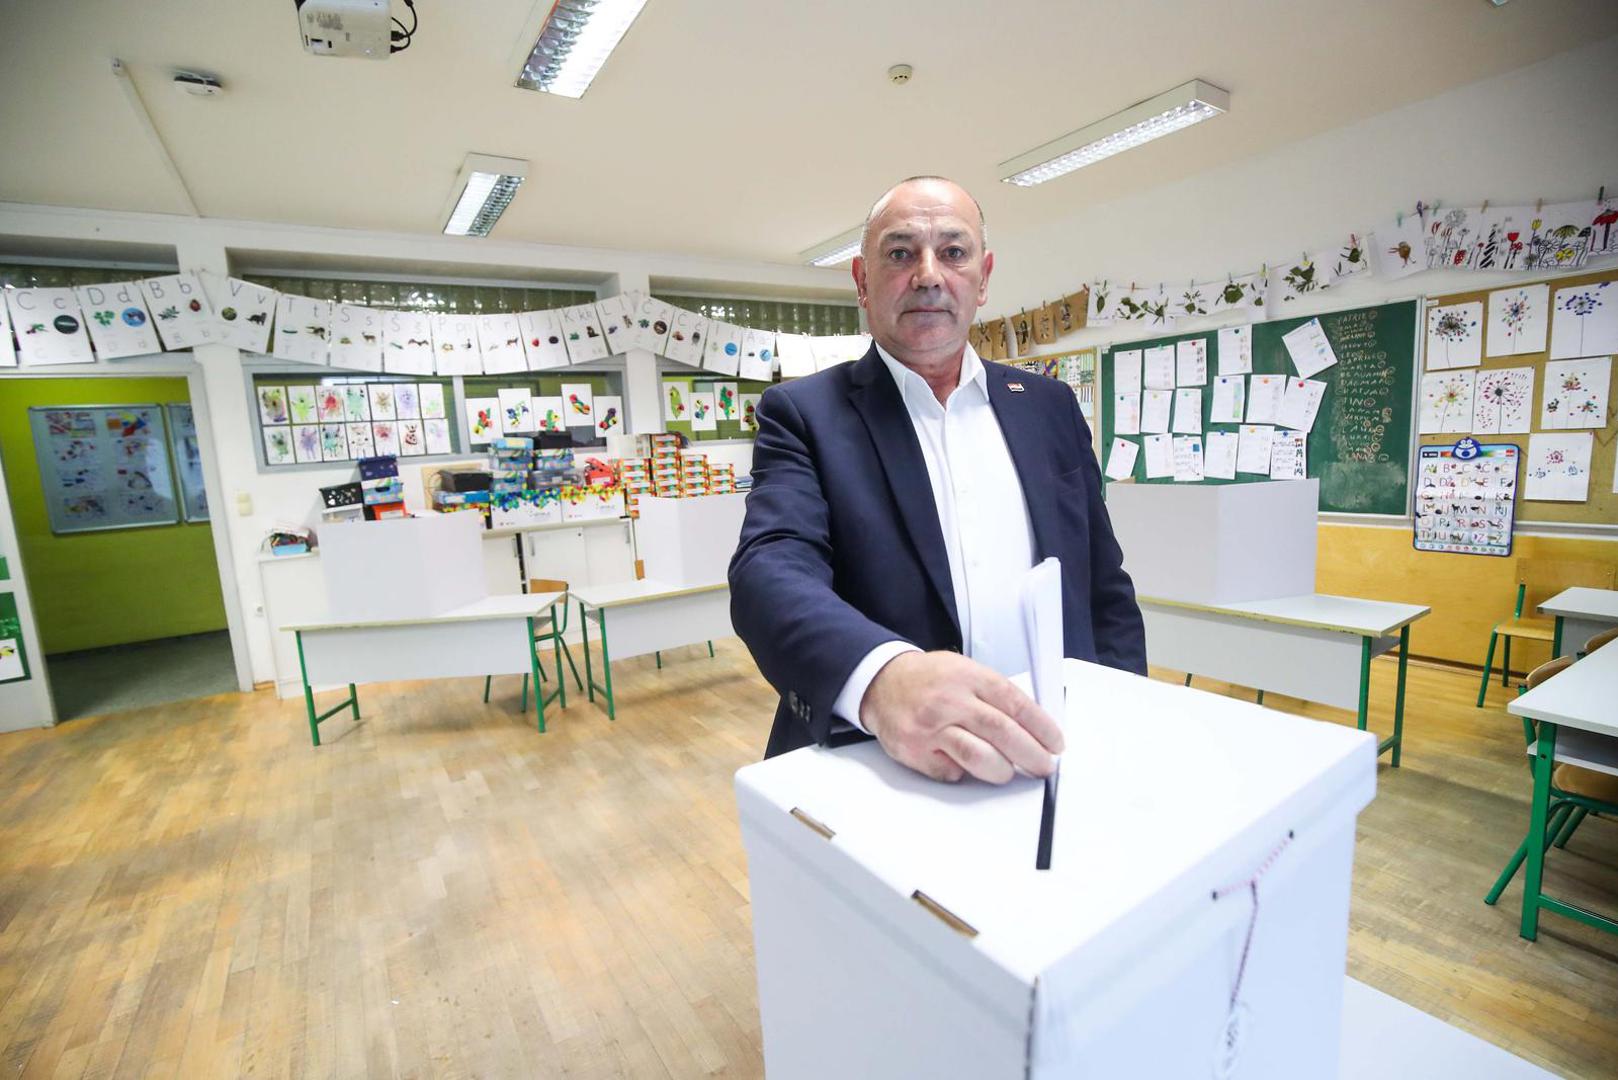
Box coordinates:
[0,376,233,721]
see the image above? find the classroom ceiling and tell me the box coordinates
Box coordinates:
[0,0,1613,268]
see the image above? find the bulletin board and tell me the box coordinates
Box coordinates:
[658,375,773,442]
[1424,267,1618,529]
[1101,299,1419,515]
[165,403,208,522]
[27,404,180,535]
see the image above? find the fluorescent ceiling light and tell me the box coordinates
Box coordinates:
[516,0,650,98]
[998,79,1229,187]
[802,227,863,268]
[443,153,528,237]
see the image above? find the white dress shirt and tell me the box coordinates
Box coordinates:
[832,342,1037,731]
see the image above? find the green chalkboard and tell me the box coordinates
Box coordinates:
[1100,299,1418,516]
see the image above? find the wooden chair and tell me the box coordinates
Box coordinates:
[1484,655,1618,905]
[483,578,584,709]
[1476,558,1615,706]
[1583,626,1618,656]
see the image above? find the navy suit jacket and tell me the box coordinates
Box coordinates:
[728,345,1147,758]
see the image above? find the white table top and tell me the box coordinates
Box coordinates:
[482,516,626,539]
[1139,592,1430,637]
[282,591,565,633]
[1539,586,1618,622]
[569,578,728,609]
[1509,639,1618,739]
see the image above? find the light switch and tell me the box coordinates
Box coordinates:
[235,492,253,516]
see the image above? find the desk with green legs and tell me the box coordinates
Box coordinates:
[570,580,731,720]
[1138,593,1430,766]
[1507,637,1618,942]
[282,591,566,746]
[1539,586,1618,658]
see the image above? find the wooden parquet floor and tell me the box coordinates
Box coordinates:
[0,641,1613,1078]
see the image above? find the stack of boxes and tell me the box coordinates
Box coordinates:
[708,462,736,494]
[678,449,710,497]
[487,437,538,526]
[619,455,652,518]
[651,434,682,500]
[434,466,492,518]
[358,455,406,520]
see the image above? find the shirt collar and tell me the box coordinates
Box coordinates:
[873,340,987,410]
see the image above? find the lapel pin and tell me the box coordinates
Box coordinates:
[1007,382,1025,393]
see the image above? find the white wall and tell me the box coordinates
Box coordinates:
[984,35,1618,349]
[0,206,847,690]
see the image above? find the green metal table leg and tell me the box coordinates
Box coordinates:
[1521,720,1557,941]
[1255,690,1264,706]
[655,650,661,670]
[707,640,715,658]
[582,602,595,702]
[348,684,359,720]
[1391,624,1410,768]
[550,602,566,710]
[526,616,545,733]
[1552,616,1564,659]
[1356,636,1372,732]
[296,631,320,747]
[598,609,615,721]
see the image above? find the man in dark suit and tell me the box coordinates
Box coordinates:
[729,176,1145,782]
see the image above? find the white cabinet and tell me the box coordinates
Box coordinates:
[583,519,637,585]
[525,527,592,589]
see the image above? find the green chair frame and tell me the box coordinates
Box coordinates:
[1485,677,1617,909]
[483,598,584,711]
[1476,582,1535,707]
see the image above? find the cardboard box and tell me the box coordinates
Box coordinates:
[1105,479,1318,604]
[736,659,1375,1079]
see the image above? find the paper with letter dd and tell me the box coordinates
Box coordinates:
[1021,557,1064,869]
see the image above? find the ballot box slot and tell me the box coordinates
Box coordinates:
[789,806,835,840]
[912,890,979,938]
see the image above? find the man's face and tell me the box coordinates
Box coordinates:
[853,181,992,364]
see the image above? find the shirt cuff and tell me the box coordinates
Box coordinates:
[832,641,921,734]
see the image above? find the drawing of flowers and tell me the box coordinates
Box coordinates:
[1435,379,1468,430]
[1499,292,1530,338]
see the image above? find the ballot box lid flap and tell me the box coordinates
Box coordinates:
[734,659,1375,996]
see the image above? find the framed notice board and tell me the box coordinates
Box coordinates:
[1101,299,1419,515]
[28,404,181,534]
[165,403,209,522]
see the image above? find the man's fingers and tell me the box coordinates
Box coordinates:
[957,698,1058,778]
[974,674,1066,755]
[919,748,965,784]
[938,726,1016,785]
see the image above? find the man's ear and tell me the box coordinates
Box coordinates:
[977,251,994,307]
[852,255,868,308]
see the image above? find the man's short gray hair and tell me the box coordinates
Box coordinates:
[859,176,988,254]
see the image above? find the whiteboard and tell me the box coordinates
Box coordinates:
[28,405,181,534]
[165,403,209,522]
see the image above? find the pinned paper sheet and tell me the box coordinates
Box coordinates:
[1142,434,1174,478]
[1269,429,1307,480]
[1276,378,1327,433]
[690,391,718,432]
[1524,432,1593,502]
[1174,339,1207,386]
[498,388,536,433]
[1113,349,1142,395]
[561,383,596,425]
[271,295,331,365]
[1140,390,1172,434]
[73,281,158,360]
[1113,393,1141,435]
[1471,367,1534,435]
[627,292,676,353]
[1172,389,1203,434]
[1204,430,1238,479]
[431,313,481,375]
[1485,283,1548,358]
[1540,356,1610,430]
[139,273,218,351]
[383,310,436,375]
[1210,375,1245,424]
[203,273,277,353]
[330,303,385,372]
[1104,437,1138,481]
[776,333,816,378]
[518,309,571,370]
[1424,302,1483,371]
[1236,426,1273,474]
[1171,436,1204,482]
[475,312,527,374]
[1281,317,1338,379]
[465,397,501,445]
[1549,280,1618,360]
[1419,370,1477,434]
[561,303,611,363]
[1245,374,1286,424]
[1216,324,1252,375]
[739,328,776,381]
[1143,345,1175,390]
[702,322,744,376]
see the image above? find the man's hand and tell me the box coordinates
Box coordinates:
[859,651,1065,784]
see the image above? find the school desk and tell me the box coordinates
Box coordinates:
[569,579,731,720]
[282,591,566,746]
[1137,593,1430,766]
[1538,586,1618,657]
[1507,637,1618,941]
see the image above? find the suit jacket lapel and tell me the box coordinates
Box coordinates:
[846,348,960,638]
[986,363,1060,561]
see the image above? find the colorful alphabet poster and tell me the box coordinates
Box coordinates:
[1414,442,1518,556]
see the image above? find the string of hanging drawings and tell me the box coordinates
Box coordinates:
[979,193,1618,360]
[0,274,871,380]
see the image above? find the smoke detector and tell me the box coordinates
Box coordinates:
[888,64,913,86]
[173,71,224,97]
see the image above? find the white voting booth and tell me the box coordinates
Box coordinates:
[635,493,747,586]
[1106,479,1318,604]
[736,660,1376,1079]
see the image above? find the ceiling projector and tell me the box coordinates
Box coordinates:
[294,0,394,59]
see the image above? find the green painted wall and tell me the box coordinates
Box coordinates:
[0,377,227,654]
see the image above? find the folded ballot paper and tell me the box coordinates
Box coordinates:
[1020,558,1064,869]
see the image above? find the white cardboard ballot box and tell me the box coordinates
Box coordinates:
[1106,479,1318,604]
[635,493,747,586]
[736,659,1376,1079]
